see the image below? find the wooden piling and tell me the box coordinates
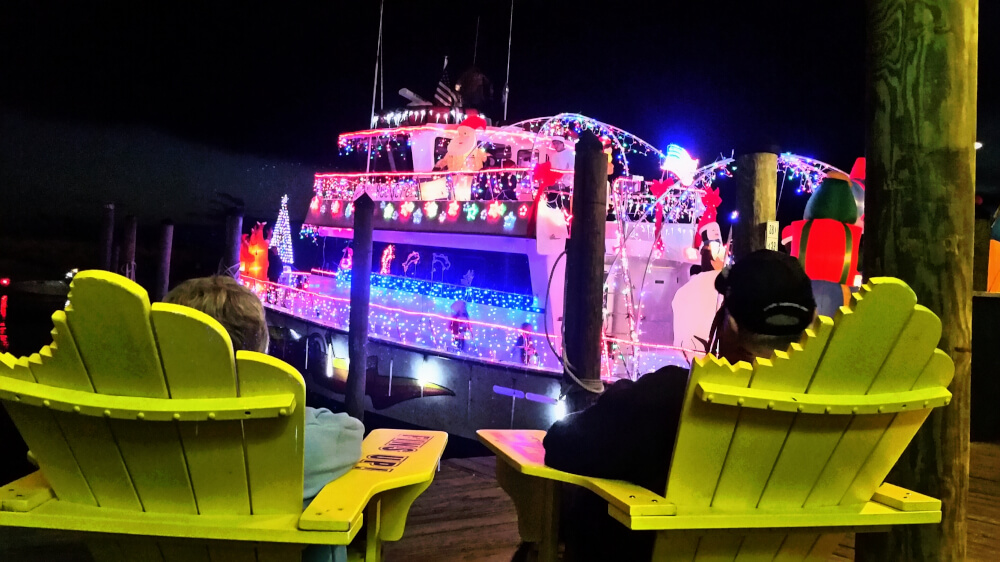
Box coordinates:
[224,212,243,278]
[153,220,174,302]
[346,193,375,422]
[122,215,138,281]
[562,130,608,412]
[856,1,977,560]
[111,244,120,276]
[733,153,778,261]
[99,203,115,271]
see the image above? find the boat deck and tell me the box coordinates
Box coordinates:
[2,443,998,560]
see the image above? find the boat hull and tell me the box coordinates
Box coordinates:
[265,309,564,439]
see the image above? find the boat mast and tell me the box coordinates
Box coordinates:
[473,16,480,66]
[368,0,384,173]
[503,0,514,122]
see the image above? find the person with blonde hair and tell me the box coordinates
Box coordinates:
[165,276,363,562]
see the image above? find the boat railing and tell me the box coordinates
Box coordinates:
[313,167,572,202]
[243,277,706,380]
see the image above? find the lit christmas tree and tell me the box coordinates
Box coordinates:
[270,194,294,265]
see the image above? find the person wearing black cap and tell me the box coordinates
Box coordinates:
[540,250,817,561]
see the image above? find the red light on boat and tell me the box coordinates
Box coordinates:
[0,278,9,287]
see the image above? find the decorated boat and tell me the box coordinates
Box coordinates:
[241,109,741,438]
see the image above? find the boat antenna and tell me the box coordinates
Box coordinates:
[473,16,480,66]
[369,0,384,127]
[379,16,385,112]
[502,0,514,122]
[368,0,384,173]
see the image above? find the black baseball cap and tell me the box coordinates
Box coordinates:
[714,250,817,336]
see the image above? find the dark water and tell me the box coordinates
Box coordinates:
[0,288,66,485]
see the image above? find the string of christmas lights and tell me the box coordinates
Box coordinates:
[311,269,544,313]
[312,168,554,202]
[777,153,847,194]
[306,196,534,234]
[511,113,669,177]
[370,108,481,128]
[242,278,699,376]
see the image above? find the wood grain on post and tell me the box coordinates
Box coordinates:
[224,212,243,278]
[733,153,777,261]
[153,220,174,302]
[122,215,138,282]
[99,203,115,271]
[857,1,977,560]
[562,130,607,411]
[346,193,375,422]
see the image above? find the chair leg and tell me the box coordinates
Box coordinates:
[538,480,560,562]
[365,497,383,562]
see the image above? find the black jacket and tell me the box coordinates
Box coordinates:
[542,365,690,560]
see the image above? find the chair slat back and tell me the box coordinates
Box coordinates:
[63,271,198,514]
[1,271,307,527]
[150,303,251,516]
[664,278,954,519]
[29,310,142,510]
[237,351,306,515]
[1,352,96,506]
[758,280,919,510]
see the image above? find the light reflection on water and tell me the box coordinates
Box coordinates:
[0,294,8,352]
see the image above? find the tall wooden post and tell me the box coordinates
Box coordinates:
[562,130,607,412]
[153,220,174,302]
[122,215,138,281]
[346,193,375,422]
[224,212,243,278]
[111,244,121,276]
[733,153,778,261]
[99,203,115,271]
[856,1,977,560]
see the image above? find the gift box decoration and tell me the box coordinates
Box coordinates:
[782,218,862,284]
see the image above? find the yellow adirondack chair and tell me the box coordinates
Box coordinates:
[479,277,954,561]
[0,270,447,562]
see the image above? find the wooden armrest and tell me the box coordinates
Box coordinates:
[0,375,296,421]
[871,482,941,512]
[477,429,676,517]
[695,381,951,415]
[299,428,447,538]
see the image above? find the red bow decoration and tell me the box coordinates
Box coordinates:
[532,161,563,188]
[649,178,676,251]
[694,187,722,247]
[527,162,565,236]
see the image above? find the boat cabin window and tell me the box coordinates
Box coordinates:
[484,143,512,168]
[434,137,451,164]
[516,149,537,167]
[340,136,414,173]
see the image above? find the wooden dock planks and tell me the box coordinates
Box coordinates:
[2,443,998,560]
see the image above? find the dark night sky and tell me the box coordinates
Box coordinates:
[1,1,996,229]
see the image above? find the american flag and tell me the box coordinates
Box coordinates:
[434,56,460,107]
